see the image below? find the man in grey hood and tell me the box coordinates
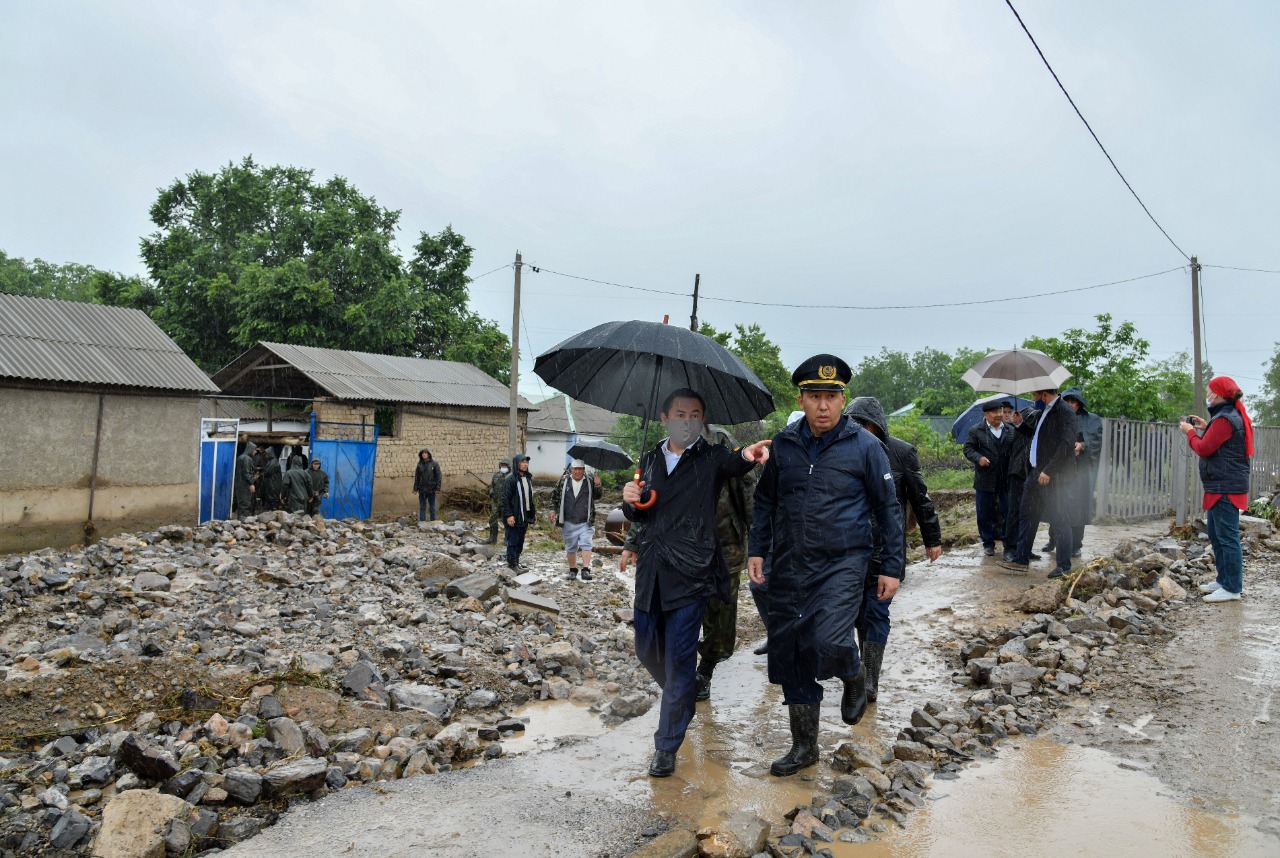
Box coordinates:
[282,457,311,514]
[500,453,536,570]
[843,396,943,704]
[234,441,258,518]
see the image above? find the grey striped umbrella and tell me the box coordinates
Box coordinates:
[962,348,1072,395]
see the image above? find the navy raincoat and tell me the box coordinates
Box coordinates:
[749,415,904,686]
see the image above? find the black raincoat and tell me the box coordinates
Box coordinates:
[623,436,756,612]
[749,415,904,687]
[282,460,311,513]
[260,450,283,510]
[1061,388,1103,525]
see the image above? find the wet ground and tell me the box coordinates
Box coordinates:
[224,521,1280,856]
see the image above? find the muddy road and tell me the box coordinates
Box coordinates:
[223,519,1280,857]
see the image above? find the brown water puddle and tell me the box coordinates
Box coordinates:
[844,738,1274,858]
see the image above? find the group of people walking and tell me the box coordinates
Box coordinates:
[233,442,329,518]
[960,388,1102,579]
[618,354,943,780]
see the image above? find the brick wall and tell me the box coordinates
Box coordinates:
[311,399,527,490]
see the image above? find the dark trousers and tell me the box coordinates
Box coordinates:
[634,598,706,753]
[975,488,1008,549]
[504,521,528,567]
[855,574,894,645]
[1206,497,1243,594]
[1004,476,1025,549]
[1014,473,1073,573]
[418,491,437,522]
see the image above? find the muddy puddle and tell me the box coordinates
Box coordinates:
[846,738,1274,858]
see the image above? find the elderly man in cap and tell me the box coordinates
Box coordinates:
[622,388,772,779]
[964,399,1014,556]
[749,355,904,777]
[551,458,599,580]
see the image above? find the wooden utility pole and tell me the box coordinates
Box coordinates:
[1190,255,1203,413]
[689,273,700,332]
[508,251,522,459]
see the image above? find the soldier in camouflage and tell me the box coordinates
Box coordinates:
[488,460,510,545]
[621,423,755,701]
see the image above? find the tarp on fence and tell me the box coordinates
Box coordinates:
[198,418,239,523]
[310,414,378,520]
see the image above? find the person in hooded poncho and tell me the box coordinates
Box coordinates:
[282,457,311,514]
[233,441,258,518]
[412,448,443,522]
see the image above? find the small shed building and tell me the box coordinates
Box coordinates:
[211,342,535,512]
[0,292,219,546]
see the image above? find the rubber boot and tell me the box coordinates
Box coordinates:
[841,670,868,725]
[861,641,886,703]
[487,523,498,545]
[770,704,820,777]
[749,582,769,656]
[694,658,715,701]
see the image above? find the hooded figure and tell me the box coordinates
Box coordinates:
[842,396,943,704]
[307,457,330,515]
[412,448,443,522]
[500,453,536,569]
[233,441,259,518]
[1057,387,1103,555]
[282,457,311,514]
[260,446,283,511]
[487,460,511,544]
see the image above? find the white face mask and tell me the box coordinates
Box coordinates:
[666,419,703,450]
[500,466,509,474]
[1206,397,1215,411]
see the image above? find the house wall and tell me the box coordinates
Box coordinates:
[526,431,609,480]
[0,387,200,545]
[310,399,527,514]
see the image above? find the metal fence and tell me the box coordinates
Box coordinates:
[1096,418,1280,523]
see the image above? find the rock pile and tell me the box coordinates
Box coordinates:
[0,512,655,856]
[760,525,1280,856]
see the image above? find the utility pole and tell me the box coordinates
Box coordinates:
[1190,255,1203,414]
[508,251,522,459]
[689,273,700,332]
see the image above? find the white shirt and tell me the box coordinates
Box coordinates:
[987,422,1004,439]
[661,437,698,474]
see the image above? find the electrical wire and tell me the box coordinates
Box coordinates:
[468,263,513,282]
[1004,0,1188,260]
[530,263,1184,311]
[1202,264,1280,274]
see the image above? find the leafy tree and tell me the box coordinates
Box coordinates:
[847,346,990,416]
[912,347,990,416]
[0,250,142,303]
[138,156,508,375]
[1023,314,1174,421]
[1255,343,1280,426]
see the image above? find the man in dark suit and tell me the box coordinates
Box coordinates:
[963,400,1014,557]
[998,388,1079,579]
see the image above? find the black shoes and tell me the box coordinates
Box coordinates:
[1041,541,1055,552]
[580,567,593,581]
[694,659,715,701]
[983,545,995,556]
[567,567,578,580]
[770,704,820,777]
[648,749,676,778]
[841,671,868,725]
[861,641,886,703]
[753,640,769,655]
[1028,552,1042,561]
[1048,567,1070,580]
[1002,550,1017,563]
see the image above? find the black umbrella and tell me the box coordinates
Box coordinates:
[567,439,634,471]
[534,319,775,507]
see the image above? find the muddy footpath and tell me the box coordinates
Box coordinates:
[2,503,1279,857]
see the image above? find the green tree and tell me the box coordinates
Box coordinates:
[0,250,138,303]
[1255,343,1280,426]
[913,347,990,416]
[138,157,508,374]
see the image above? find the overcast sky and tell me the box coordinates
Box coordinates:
[3,1,1278,402]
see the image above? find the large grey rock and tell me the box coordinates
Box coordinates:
[218,816,264,843]
[263,757,328,797]
[506,589,561,617]
[266,717,306,755]
[444,572,499,601]
[536,641,583,669]
[50,807,92,849]
[297,651,334,675]
[832,741,884,773]
[132,571,171,592]
[607,692,653,719]
[989,662,1045,691]
[387,683,451,719]
[222,767,264,804]
[1240,514,1275,536]
[119,733,179,781]
[341,661,387,702]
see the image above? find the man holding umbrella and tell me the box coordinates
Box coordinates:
[748,355,904,777]
[622,388,772,779]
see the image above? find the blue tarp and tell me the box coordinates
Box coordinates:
[951,394,1035,441]
[311,415,378,520]
[198,438,236,523]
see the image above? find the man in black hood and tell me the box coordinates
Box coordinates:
[233,441,258,518]
[413,448,443,522]
[501,454,536,570]
[307,457,329,516]
[844,396,943,704]
[1058,388,1103,556]
[282,456,311,514]
[260,446,283,511]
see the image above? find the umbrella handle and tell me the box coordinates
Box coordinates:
[631,468,657,510]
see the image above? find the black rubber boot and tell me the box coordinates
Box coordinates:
[841,670,868,725]
[694,659,715,701]
[770,704,821,777]
[861,641,886,703]
[752,640,769,655]
[487,524,498,545]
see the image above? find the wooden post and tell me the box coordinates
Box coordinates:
[508,251,523,459]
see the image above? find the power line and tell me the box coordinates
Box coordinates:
[1004,0,1188,260]
[530,263,1184,311]
[468,263,513,282]
[1203,263,1280,274]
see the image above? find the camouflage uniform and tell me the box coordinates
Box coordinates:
[623,425,754,685]
[487,462,509,544]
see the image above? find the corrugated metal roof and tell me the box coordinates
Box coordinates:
[527,393,622,435]
[217,342,536,409]
[0,292,219,393]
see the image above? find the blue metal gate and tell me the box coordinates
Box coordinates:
[198,418,239,523]
[310,414,378,520]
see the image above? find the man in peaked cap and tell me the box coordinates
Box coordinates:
[963,399,1014,557]
[749,354,904,777]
